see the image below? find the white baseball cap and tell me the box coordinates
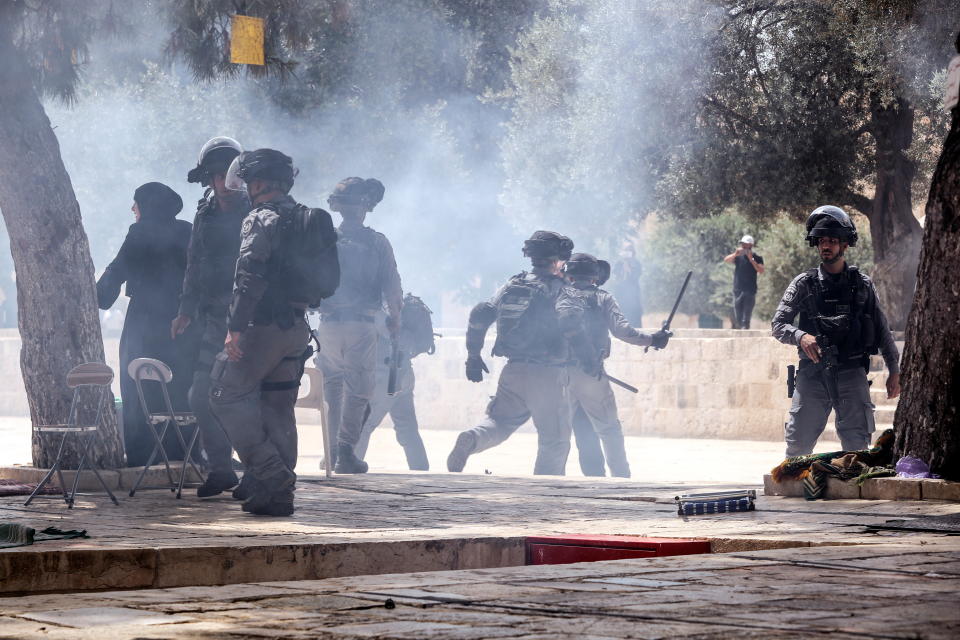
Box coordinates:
[740,235,755,245]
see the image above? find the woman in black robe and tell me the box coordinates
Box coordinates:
[97,182,196,466]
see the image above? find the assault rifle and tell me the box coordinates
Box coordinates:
[799,293,841,405]
[387,339,401,396]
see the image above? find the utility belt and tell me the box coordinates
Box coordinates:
[320,311,375,323]
[798,355,868,373]
[252,303,306,329]
[507,357,567,367]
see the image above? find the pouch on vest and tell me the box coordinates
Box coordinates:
[492,274,552,358]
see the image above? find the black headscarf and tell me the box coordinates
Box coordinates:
[134,182,183,222]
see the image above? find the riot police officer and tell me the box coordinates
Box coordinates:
[557,253,671,477]
[210,149,338,516]
[173,137,249,498]
[446,230,574,476]
[772,206,901,456]
[316,177,403,474]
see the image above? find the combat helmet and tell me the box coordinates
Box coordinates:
[224,149,297,193]
[522,230,574,261]
[327,177,386,210]
[806,205,858,247]
[563,252,599,277]
[187,136,242,185]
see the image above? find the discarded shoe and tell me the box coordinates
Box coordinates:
[334,443,369,474]
[446,431,476,472]
[197,470,239,498]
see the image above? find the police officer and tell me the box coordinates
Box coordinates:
[447,230,574,476]
[317,177,403,474]
[772,206,901,457]
[210,149,337,516]
[558,253,671,478]
[352,311,429,471]
[173,137,249,498]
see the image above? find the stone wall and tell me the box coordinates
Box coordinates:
[0,328,891,442]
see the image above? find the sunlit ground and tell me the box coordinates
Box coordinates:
[0,415,847,486]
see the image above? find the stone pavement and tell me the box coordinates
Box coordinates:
[0,540,958,638]
[2,470,960,592]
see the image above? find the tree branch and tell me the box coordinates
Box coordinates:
[701,96,768,135]
[842,191,874,217]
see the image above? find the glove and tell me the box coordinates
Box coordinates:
[465,354,489,383]
[650,329,672,350]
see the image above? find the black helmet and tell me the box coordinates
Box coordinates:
[224,149,297,193]
[563,252,600,278]
[327,177,385,209]
[806,205,858,247]
[522,230,574,261]
[597,259,611,286]
[187,137,242,185]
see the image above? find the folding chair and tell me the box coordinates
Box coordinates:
[25,362,120,508]
[297,366,333,478]
[127,358,201,499]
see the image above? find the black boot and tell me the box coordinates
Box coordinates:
[232,472,259,501]
[334,443,369,474]
[446,432,476,472]
[197,470,239,498]
[242,489,295,516]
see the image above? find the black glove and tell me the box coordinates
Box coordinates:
[465,354,489,383]
[650,329,672,350]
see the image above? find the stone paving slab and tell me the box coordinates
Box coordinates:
[0,541,957,639]
[2,471,960,593]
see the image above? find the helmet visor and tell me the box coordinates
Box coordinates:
[224,156,247,193]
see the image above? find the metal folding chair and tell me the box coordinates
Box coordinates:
[127,358,201,498]
[25,362,120,508]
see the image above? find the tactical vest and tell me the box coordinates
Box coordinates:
[320,226,383,313]
[492,272,565,362]
[797,267,878,366]
[194,191,246,308]
[562,286,612,359]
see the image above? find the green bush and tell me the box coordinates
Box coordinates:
[640,210,874,326]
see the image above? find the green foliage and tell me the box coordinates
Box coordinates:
[500,0,715,252]
[664,0,956,220]
[640,209,876,326]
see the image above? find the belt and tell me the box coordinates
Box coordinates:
[508,358,566,367]
[321,312,375,323]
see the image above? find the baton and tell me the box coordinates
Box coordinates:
[387,339,401,396]
[646,270,693,353]
[605,372,639,394]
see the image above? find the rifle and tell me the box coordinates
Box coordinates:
[799,293,841,405]
[646,270,692,353]
[387,338,401,396]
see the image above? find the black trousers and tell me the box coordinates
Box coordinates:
[733,290,756,330]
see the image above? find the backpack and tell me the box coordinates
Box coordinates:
[275,204,340,307]
[492,272,558,358]
[400,293,436,357]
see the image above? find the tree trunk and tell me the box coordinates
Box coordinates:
[0,21,123,469]
[866,96,923,331]
[894,98,960,481]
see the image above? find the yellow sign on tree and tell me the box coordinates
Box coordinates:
[230,15,265,66]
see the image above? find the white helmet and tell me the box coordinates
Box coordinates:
[740,235,755,245]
